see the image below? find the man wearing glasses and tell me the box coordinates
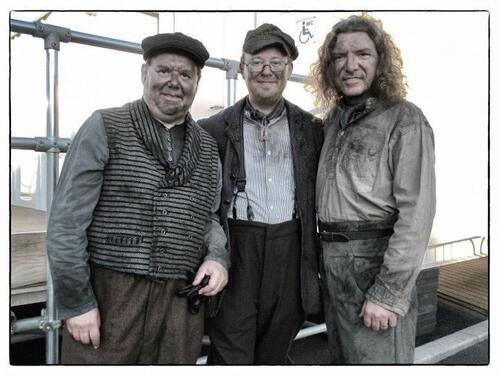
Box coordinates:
[199,23,323,364]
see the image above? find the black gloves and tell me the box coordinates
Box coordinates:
[175,275,210,314]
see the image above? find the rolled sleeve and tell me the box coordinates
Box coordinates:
[203,158,230,270]
[366,114,436,316]
[47,111,108,320]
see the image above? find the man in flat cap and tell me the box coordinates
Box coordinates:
[47,32,229,364]
[199,23,323,364]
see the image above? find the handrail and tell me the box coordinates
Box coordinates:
[10,18,307,84]
[427,236,482,249]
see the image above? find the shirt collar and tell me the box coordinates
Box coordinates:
[152,115,185,129]
[244,97,286,124]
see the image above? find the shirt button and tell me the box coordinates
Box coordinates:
[160,229,167,236]
[267,150,271,155]
[270,205,274,210]
[268,178,272,183]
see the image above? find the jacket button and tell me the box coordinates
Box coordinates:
[162,209,168,215]
[223,199,231,205]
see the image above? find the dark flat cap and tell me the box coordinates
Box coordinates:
[141,32,209,67]
[243,23,298,60]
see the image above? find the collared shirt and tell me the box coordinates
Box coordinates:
[316,98,436,315]
[48,111,227,319]
[229,101,296,224]
[157,123,185,166]
[153,116,185,165]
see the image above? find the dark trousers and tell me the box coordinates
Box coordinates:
[320,230,417,364]
[206,219,305,364]
[61,263,204,364]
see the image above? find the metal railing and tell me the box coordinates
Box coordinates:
[9,17,308,364]
[424,236,488,268]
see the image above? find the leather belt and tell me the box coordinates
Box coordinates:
[318,227,394,243]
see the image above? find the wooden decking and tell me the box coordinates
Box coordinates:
[437,256,489,315]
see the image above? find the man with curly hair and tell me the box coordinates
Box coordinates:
[308,14,436,364]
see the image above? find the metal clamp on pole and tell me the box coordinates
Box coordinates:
[39,309,62,333]
[223,59,240,107]
[223,58,240,80]
[34,21,71,50]
[38,136,71,153]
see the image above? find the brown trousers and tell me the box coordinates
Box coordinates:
[206,219,305,364]
[61,263,204,364]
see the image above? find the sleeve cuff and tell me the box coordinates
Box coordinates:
[204,253,230,271]
[365,276,410,316]
[57,299,98,321]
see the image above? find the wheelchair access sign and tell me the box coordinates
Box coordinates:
[296,17,316,45]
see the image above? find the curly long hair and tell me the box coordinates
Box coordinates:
[306,14,407,113]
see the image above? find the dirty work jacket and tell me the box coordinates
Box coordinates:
[199,97,324,315]
[317,98,436,315]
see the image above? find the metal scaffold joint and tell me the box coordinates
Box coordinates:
[36,137,71,153]
[39,309,62,333]
[34,21,71,50]
[223,58,240,80]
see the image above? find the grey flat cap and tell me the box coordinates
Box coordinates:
[243,23,298,60]
[141,32,209,67]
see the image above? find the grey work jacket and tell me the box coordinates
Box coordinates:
[317,98,436,315]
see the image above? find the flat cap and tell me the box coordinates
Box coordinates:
[243,23,298,60]
[141,32,209,67]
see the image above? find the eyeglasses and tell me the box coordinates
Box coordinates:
[244,60,289,73]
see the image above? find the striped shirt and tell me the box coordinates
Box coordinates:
[229,107,296,224]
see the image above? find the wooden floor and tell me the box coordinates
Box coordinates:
[437,256,489,314]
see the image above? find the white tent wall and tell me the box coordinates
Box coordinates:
[10,11,488,255]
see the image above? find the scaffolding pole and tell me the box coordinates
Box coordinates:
[10,18,306,84]
[43,30,61,367]
[9,16,308,363]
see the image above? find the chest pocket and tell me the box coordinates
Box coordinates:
[338,128,385,193]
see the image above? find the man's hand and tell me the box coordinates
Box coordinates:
[193,260,228,296]
[359,299,397,331]
[65,308,101,349]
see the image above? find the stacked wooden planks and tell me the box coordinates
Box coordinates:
[437,256,489,315]
[11,206,48,306]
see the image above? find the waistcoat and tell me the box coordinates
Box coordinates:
[87,99,219,280]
